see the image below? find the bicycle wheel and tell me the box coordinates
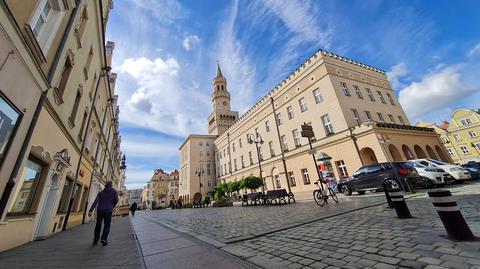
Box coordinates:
[313,190,326,207]
[329,187,338,203]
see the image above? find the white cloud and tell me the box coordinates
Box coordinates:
[130,0,186,25]
[386,62,407,90]
[216,0,257,112]
[182,35,200,51]
[259,0,331,47]
[398,64,479,119]
[116,56,210,136]
[467,43,480,58]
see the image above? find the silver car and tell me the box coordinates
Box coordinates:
[408,161,454,186]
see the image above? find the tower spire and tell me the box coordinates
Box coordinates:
[216,61,223,78]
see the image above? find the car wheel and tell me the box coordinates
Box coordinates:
[357,191,366,195]
[341,185,352,196]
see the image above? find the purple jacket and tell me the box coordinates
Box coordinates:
[89,187,118,213]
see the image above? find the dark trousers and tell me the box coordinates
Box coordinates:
[94,211,112,242]
[131,209,136,216]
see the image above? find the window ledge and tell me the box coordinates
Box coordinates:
[68,117,75,129]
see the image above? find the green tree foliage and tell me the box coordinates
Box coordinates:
[242,176,263,192]
[229,180,242,194]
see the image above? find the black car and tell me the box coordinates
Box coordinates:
[461,162,480,170]
[336,162,426,196]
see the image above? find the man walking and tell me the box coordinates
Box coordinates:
[88,181,118,246]
[130,201,137,216]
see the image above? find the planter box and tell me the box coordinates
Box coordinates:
[212,201,233,207]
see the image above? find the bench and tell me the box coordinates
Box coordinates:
[192,200,205,208]
[265,189,287,204]
[241,192,264,206]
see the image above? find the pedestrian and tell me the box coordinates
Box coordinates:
[177,196,183,209]
[130,201,138,216]
[88,181,118,246]
[169,199,174,209]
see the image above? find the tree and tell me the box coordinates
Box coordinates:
[229,180,241,194]
[243,176,263,192]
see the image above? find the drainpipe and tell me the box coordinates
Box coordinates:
[269,97,291,194]
[0,90,48,218]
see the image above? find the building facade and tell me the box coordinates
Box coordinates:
[417,109,480,164]
[179,50,451,200]
[145,169,180,208]
[0,0,125,251]
[179,135,216,203]
[128,188,142,205]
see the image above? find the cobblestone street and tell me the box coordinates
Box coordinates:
[138,182,480,269]
[140,192,387,244]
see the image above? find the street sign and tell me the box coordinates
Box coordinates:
[301,124,315,138]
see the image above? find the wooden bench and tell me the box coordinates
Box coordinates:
[265,189,296,204]
[241,192,264,206]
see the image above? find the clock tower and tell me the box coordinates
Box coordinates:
[207,63,238,136]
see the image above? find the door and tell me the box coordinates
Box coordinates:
[350,166,369,190]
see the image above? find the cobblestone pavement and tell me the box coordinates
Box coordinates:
[0,216,140,268]
[221,182,480,269]
[140,192,388,244]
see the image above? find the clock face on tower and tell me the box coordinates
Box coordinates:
[223,101,227,106]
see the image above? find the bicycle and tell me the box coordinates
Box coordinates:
[313,180,338,207]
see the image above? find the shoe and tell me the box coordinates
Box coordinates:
[93,241,98,246]
[100,240,108,246]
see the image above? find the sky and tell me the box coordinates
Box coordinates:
[106,0,480,190]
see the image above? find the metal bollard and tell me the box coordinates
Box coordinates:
[382,181,393,208]
[428,190,476,241]
[389,189,412,219]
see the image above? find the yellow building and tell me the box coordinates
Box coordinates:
[180,50,451,200]
[0,0,125,251]
[417,109,480,164]
[146,169,179,208]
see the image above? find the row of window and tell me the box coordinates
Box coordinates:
[351,109,405,126]
[449,131,478,141]
[447,143,480,156]
[340,82,396,105]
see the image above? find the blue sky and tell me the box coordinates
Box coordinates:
[106,0,480,189]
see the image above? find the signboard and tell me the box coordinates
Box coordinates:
[301,124,315,138]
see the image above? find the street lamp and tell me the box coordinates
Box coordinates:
[195,167,204,195]
[247,132,265,192]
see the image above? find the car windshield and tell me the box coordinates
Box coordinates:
[395,162,415,169]
[427,159,447,165]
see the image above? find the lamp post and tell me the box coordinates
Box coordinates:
[247,132,265,192]
[195,167,204,195]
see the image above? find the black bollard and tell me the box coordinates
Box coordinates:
[389,189,412,219]
[382,181,393,208]
[428,190,476,241]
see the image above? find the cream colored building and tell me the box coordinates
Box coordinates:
[0,0,125,251]
[179,135,216,203]
[417,109,480,164]
[180,50,451,200]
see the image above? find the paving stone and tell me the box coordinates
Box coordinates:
[309,262,328,269]
[364,247,380,253]
[288,256,302,263]
[356,259,377,267]
[321,257,347,267]
[424,265,448,269]
[298,258,315,266]
[418,257,443,265]
[380,256,401,265]
[328,253,345,259]
[378,250,399,257]
[288,262,304,269]
[468,259,480,265]
[363,254,383,262]
[435,247,460,255]
[414,244,435,251]
[440,261,469,269]
[396,252,420,260]
[373,262,396,269]
[343,255,361,263]
[398,260,427,269]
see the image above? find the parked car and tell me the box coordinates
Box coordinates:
[336,162,426,196]
[463,167,479,180]
[410,158,471,182]
[461,162,480,170]
[408,161,454,187]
